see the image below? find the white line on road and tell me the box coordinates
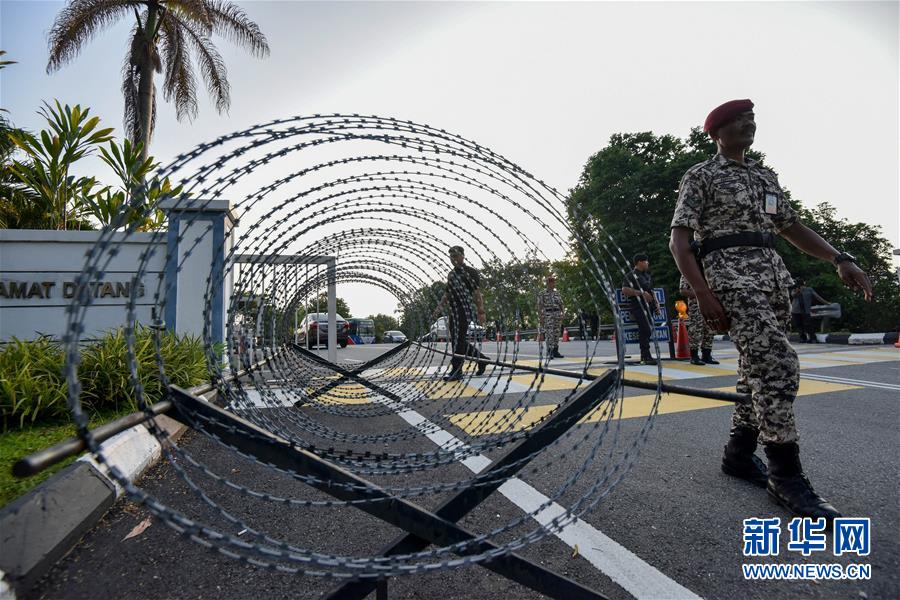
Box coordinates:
[383,386,702,600]
[800,373,900,391]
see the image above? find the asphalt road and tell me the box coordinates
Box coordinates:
[27,341,899,600]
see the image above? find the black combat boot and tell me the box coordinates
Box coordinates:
[721,426,768,487]
[690,349,705,365]
[701,348,720,365]
[765,442,841,521]
[552,349,564,359]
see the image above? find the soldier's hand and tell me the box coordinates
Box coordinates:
[837,262,873,301]
[696,289,730,332]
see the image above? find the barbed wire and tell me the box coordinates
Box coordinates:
[62,114,667,579]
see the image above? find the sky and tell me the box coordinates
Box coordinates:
[1,0,898,318]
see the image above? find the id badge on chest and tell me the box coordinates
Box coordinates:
[764,193,778,215]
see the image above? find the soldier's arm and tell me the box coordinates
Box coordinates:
[432,289,448,319]
[536,295,544,327]
[622,286,654,304]
[670,227,730,329]
[780,222,872,300]
[474,289,485,325]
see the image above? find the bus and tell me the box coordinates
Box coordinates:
[347,318,375,344]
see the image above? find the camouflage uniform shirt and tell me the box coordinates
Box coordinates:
[671,154,798,292]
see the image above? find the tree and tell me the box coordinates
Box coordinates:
[777,203,899,333]
[479,255,551,330]
[567,129,899,333]
[3,100,180,231]
[0,52,44,229]
[7,101,113,230]
[83,137,182,231]
[367,313,400,342]
[46,0,269,161]
[399,281,445,339]
[296,294,352,321]
[399,256,554,339]
[567,129,747,303]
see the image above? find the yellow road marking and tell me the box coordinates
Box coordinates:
[826,352,899,363]
[659,362,734,376]
[447,379,862,436]
[509,373,582,391]
[415,380,487,399]
[306,382,372,405]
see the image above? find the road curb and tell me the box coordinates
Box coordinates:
[713,331,899,345]
[0,412,188,597]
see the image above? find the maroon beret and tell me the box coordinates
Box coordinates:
[704,99,754,134]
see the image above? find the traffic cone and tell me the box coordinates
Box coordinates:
[562,328,569,342]
[496,330,502,342]
[514,329,520,343]
[675,319,691,359]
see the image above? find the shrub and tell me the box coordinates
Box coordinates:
[0,328,209,431]
[0,337,68,429]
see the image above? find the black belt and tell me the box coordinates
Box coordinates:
[698,232,776,259]
[543,308,561,312]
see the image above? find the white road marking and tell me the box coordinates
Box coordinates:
[800,373,900,391]
[380,386,702,600]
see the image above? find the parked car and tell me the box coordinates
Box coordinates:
[423,317,485,342]
[296,312,349,348]
[382,330,407,343]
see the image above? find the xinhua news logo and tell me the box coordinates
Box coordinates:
[741,517,871,581]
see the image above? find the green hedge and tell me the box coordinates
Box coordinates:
[0,328,209,431]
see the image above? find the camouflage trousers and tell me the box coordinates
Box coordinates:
[686,298,714,351]
[541,311,561,352]
[719,287,799,445]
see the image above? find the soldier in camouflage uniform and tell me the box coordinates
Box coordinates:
[669,99,872,522]
[537,274,564,359]
[679,274,718,365]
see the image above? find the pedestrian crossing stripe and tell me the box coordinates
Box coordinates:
[446,379,862,436]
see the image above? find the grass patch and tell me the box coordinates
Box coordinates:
[0,328,210,508]
[2,328,208,431]
[0,406,136,508]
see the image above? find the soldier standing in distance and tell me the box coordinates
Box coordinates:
[537,274,564,359]
[670,99,872,521]
[679,274,719,365]
[433,246,488,381]
[621,253,659,366]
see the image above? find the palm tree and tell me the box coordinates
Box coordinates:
[46,0,269,161]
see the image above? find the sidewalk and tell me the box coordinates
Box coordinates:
[714,331,899,345]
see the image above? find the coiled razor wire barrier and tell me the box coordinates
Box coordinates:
[61,114,667,581]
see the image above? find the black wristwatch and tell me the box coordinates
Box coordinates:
[833,252,858,266]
